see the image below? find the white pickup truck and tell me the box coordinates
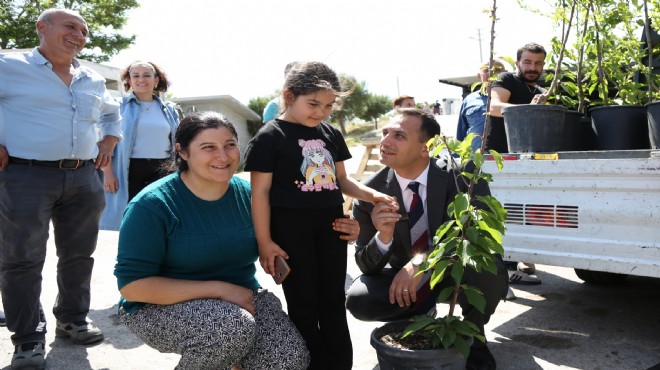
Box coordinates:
[483,149,660,283]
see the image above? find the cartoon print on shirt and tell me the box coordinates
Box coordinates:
[297,139,338,192]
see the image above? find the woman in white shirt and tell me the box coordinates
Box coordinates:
[100,61,180,231]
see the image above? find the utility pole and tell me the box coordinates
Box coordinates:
[396,76,400,96]
[477,28,483,62]
[469,29,484,63]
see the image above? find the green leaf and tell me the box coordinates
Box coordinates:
[477,220,503,244]
[488,150,504,171]
[452,194,470,219]
[476,195,508,222]
[454,335,471,359]
[479,210,506,234]
[460,239,477,264]
[475,235,505,257]
[473,151,484,169]
[430,259,451,288]
[451,262,464,284]
[462,284,486,313]
[436,286,454,303]
[434,220,456,241]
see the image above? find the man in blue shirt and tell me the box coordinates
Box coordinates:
[0,8,122,369]
[456,60,506,151]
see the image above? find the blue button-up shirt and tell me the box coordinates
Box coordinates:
[0,48,122,160]
[456,91,488,152]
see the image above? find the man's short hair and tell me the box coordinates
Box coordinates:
[516,43,547,61]
[392,95,415,108]
[397,108,440,142]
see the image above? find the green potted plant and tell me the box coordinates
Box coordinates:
[545,0,600,150]
[369,132,507,369]
[498,0,578,153]
[368,3,507,369]
[576,0,651,149]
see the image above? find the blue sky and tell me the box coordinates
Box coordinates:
[108,0,554,105]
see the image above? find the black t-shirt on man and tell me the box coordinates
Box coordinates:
[489,72,546,153]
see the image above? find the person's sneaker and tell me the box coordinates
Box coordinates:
[55,320,104,344]
[11,342,45,370]
[0,308,6,327]
[509,270,542,285]
[517,261,537,274]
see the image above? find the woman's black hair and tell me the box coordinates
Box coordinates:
[165,111,238,172]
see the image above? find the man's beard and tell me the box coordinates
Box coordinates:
[517,69,541,83]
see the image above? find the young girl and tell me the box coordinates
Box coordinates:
[244,61,393,370]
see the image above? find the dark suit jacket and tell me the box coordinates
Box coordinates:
[352,158,491,274]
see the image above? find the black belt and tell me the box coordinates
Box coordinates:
[9,156,94,169]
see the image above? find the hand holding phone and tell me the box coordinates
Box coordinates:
[273,255,291,285]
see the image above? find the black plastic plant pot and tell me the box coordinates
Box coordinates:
[590,105,650,150]
[502,104,568,153]
[370,321,467,370]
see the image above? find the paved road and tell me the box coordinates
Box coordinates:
[2,144,659,369]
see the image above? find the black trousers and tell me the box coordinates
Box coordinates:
[271,206,352,370]
[346,258,509,344]
[127,158,170,201]
[0,163,104,345]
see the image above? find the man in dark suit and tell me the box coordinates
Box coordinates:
[345,108,508,369]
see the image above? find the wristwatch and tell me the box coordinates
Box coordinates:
[411,254,426,267]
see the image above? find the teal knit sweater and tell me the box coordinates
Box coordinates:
[114,173,259,313]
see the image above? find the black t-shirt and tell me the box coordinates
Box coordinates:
[244,119,352,209]
[489,72,546,153]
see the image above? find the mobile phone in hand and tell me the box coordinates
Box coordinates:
[273,255,291,285]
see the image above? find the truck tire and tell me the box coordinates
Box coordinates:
[574,269,628,284]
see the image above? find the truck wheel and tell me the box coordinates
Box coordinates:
[574,269,628,284]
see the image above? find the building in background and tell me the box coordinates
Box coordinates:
[173,95,261,157]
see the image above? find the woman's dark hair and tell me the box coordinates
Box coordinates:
[280,61,351,114]
[167,111,238,172]
[120,61,171,93]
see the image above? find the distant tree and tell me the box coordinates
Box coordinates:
[332,75,369,135]
[246,95,273,136]
[0,0,138,63]
[360,94,391,129]
[248,95,272,121]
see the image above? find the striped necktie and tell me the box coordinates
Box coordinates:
[407,181,434,312]
[407,181,429,254]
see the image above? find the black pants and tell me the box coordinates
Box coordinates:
[271,206,352,370]
[0,164,104,345]
[345,259,509,343]
[128,158,170,200]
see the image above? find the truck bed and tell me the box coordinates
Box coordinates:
[483,149,660,278]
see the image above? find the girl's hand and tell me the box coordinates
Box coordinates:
[333,214,360,242]
[372,191,396,206]
[103,168,119,193]
[258,240,288,276]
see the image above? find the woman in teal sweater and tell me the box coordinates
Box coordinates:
[114,112,313,369]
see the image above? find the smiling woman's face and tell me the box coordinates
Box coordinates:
[177,127,240,186]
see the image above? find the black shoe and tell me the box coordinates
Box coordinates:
[0,308,5,327]
[12,341,46,369]
[466,344,496,370]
